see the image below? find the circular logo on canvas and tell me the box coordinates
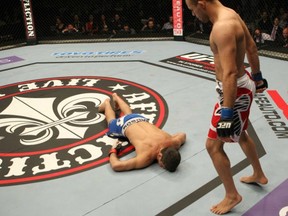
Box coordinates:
[0,76,168,186]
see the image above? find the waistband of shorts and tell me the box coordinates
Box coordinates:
[122,116,149,134]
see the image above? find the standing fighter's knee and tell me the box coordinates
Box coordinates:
[239,131,249,144]
[206,138,215,154]
[205,138,222,155]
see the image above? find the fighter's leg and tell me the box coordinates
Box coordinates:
[239,131,268,184]
[112,93,132,115]
[98,98,116,123]
[206,138,242,215]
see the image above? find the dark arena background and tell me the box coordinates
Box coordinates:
[0,1,288,216]
[0,0,287,59]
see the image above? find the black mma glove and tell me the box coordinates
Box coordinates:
[108,143,123,156]
[217,107,235,138]
[251,71,268,90]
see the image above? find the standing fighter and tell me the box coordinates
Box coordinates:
[99,93,186,172]
[185,0,268,214]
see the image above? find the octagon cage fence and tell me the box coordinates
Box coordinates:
[0,0,287,60]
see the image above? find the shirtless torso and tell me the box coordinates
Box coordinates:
[210,8,246,80]
[209,6,254,109]
[125,122,183,166]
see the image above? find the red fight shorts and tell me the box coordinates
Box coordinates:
[208,72,256,142]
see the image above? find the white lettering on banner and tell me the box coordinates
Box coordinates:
[68,144,103,165]
[32,153,71,175]
[130,102,157,112]
[255,94,288,139]
[180,53,215,64]
[17,78,101,92]
[2,143,103,177]
[173,0,183,36]
[123,92,150,103]
[51,50,144,56]
[22,0,36,38]
[5,157,29,177]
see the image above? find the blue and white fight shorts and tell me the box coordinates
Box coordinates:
[107,113,149,138]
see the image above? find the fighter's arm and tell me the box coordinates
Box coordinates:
[212,23,238,108]
[240,18,267,93]
[109,153,151,172]
[212,23,239,142]
[171,132,186,149]
[241,20,260,73]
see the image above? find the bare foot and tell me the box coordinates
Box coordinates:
[210,194,242,215]
[112,93,120,110]
[240,174,268,185]
[98,98,110,113]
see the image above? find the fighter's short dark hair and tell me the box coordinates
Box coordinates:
[161,147,181,172]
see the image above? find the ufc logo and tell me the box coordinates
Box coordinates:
[218,122,231,128]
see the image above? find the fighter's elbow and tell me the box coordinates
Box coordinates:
[111,160,130,172]
[224,69,238,79]
[181,133,186,145]
[110,163,123,171]
[246,40,258,55]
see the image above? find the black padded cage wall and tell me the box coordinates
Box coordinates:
[0,0,287,60]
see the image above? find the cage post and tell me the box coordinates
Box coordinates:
[173,0,184,41]
[21,0,37,45]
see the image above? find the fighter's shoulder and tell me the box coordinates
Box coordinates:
[214,13,241,32]
[211,20,234,38]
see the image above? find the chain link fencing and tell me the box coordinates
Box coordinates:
[1,0,287,60]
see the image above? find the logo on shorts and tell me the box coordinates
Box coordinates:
[0,76,168,186]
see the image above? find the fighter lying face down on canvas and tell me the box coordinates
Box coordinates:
[98,93,186,172]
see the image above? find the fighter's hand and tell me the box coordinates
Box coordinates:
[109,142,123,156]
[217,107,234,142]
[252,71,268,93]
[255,79,268,93]
[112,140,123,149]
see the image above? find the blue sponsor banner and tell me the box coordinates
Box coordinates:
[51,50,144,57]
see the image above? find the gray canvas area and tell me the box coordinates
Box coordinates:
[0,41,287,216]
